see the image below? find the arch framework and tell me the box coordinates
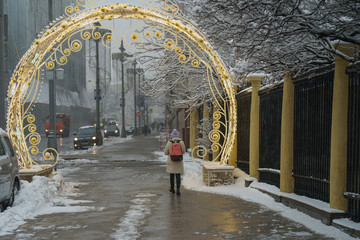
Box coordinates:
[7,1,237,169]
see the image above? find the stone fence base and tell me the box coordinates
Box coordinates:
[202,162,235,186]
[19,165,53,182]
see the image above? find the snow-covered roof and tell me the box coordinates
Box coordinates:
[79,125,95,129]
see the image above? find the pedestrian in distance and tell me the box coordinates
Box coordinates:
[143,124,148,136]
[164,129,186,195]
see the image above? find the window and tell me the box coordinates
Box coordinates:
[78,127,96,135]
[56,116,63,122]
[4,137,14,157]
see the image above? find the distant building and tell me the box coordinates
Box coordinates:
[6,0,92,132]
[7,0,86,91]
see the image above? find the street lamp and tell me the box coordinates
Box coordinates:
[46,66,64,150]
[112,40,130,138]
[93,22,110,143]
[133,59,137,135]
[94,22,101,143]
[0,1,5,130]
[137,69,144,131]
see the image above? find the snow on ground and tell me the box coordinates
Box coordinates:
[102,135,133,146]
[0,173,103,237]
[154,150,359,240]
[0,128,6,134]
[0,135,133,237]
[1,136,357,239]
[60,135,133,156]
[112,193,157,240]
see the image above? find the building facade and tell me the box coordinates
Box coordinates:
[6,0,92,133]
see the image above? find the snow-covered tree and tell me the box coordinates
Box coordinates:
[175,0,360,82]
[135,34,213,112]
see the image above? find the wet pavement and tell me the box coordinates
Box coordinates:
[5,134,334,240]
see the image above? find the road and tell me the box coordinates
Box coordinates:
[37,134,75,153]
[5,134,334,240]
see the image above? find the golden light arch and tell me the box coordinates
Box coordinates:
[7,1,237,170]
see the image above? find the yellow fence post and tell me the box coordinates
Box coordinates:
[280,73,295,193]
[330,44,354,211]
[203,103,210,161]
[248,76,263,179]
[228,86,238,167]
[190,108,199,158]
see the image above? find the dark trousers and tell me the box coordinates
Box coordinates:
[170,173,181,191]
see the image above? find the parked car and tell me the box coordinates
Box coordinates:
[104,124,120,137]
[125,126,134,135]
[0,128,20,211]
[73,125,103,149]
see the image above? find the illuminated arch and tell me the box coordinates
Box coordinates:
[7,2,237,169]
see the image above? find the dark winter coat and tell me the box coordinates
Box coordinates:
[164,137,186,174]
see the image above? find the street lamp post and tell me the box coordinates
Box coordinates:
[133,59,137,135]
[138,70,143,130]
[46,67,64,150]
[0,0,5,130]
[119,41,127,138]
[94,22,104,143]
[112,40,129,138]
[137,73,140,131]
[140,74,146,128]
[95,31,101,142]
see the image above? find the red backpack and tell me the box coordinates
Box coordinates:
[170,140,183,161]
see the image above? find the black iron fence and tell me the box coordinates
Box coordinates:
[347,67,360,222]
[236,93,251,174]
[235,66,360,221]
[293,71,334,203]
[259,87,283,187]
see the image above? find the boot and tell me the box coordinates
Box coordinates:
[169,174,175,193]
[176,173,181,195]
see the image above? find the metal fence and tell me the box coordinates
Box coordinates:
[347,68,360,222]
[236,93,251,174]
[259,87,283,187]
[293,71,334,203]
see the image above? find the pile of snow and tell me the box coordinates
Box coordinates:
[0,128,6,134]
[103,135,133,146]
[154,150,359,240]
[0,173,101,237]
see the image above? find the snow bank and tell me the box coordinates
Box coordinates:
[103,135,133,146]
[0,173,101,237]
[154,151,357,240]
[0,128,6,134]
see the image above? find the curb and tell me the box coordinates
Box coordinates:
[250,185,360,238]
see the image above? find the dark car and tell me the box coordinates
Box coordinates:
[73,125,103,149]
[0,129,20,211]
[125,126,134,135]
[104,124,120,137]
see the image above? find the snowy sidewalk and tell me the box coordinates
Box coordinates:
[0,134,358,239]
[164,150,360,239]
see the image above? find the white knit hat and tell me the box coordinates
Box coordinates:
[171,129,180,138]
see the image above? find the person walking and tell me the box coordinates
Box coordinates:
[164,129,186,195]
